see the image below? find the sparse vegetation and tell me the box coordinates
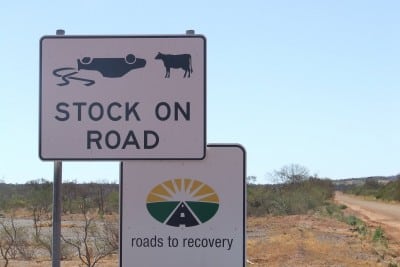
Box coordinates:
[373,226,387,246]
[248,164,334,216]
[322,202,392,250]
[247,214,400,266]
[0,179,119,265]
[0,171,398,266]
[345,215,367,236]
[344,176,400,201]
[323,202,347,220]
[61,208,117,267]
[0,179,119,216]
[0,216,33,267]
[322,204,368,236]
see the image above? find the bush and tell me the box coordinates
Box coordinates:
[344,215,367,236]
[0,217,34,265]
[346,215,359,226]
[247,178,334,216]
[376,179,400,201]
[346,177,400,202]
[372,226,387,246]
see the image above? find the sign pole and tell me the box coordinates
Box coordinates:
[52,160,62,267]
[52,29,65,267]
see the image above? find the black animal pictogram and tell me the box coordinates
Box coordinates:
[155,52,193,78]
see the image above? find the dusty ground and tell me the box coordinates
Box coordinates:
[0,212,119,267]
[2,200,400,266]
[247,214,400,266]
[5,257,118,267]
[335,191,400,241]
[246,193,400,266]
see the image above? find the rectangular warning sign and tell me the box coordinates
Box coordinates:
[39,35,206,160]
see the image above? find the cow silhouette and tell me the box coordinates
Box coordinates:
[155,52,193,78]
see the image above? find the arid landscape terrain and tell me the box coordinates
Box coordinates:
[247,193,400,266]
[1,193,399,266]
[335,192,400,242]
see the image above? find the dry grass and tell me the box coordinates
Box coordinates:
[1,257,118,267]
[2,213,400,266]
[247,215,400,266]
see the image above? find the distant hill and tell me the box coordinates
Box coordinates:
[333,175,399,191]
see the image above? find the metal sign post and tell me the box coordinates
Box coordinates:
[52,29,65,267]
[40,29,222,267]
[52,160,62,267]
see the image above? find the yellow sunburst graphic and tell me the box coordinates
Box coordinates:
[146,178,219,227]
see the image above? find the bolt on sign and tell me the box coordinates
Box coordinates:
[120,144,246,267]
[39,35,206,160]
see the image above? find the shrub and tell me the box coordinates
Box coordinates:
[247,178,334,216]
[377,179,400,201]
[345,215,367,236]
[372,226,387,246]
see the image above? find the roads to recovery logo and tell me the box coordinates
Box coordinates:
[146,178,219,227]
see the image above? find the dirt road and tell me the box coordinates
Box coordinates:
[335,191,400,240]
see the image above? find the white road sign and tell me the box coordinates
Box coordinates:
[39,35,206,160]
[120,144,246,267]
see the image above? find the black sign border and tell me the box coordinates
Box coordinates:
[39,34,206,161]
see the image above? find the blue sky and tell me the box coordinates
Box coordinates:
[1,1,400,184]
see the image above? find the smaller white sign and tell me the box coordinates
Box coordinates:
[120,144,246,267]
